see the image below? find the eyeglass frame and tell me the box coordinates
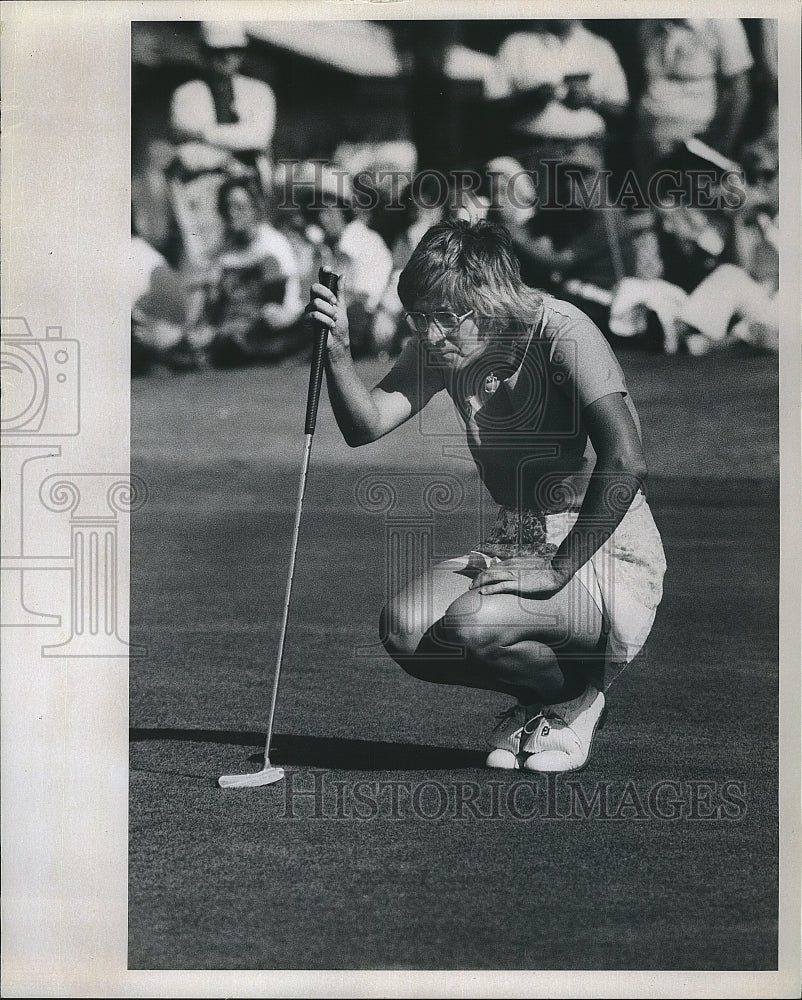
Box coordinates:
[401,309,475,339]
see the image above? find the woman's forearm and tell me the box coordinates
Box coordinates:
[324,346,384,446]
[550,457,647,583]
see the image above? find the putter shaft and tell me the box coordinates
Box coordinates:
[220,268,339,788]
[262,432,314,760]
[218,435,311,789]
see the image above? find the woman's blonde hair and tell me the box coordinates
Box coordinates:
[397,218,542,336]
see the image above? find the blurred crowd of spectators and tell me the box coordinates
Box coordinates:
[131,18,779,375]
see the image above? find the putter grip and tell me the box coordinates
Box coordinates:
[305,268,340,436]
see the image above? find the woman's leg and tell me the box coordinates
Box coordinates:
[439,579,603,705]
[381,558,603,705]
[380,558,532,699]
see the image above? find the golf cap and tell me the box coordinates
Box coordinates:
[201,21,248,49]
[293,161,353,205]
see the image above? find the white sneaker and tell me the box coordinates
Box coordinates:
[485,702,538,770]
[521,686,607,774]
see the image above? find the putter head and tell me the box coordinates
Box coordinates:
[218,765,285,789]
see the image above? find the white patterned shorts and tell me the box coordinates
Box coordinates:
[463,492,667,683]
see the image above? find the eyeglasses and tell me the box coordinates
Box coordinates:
[402,310,474,338]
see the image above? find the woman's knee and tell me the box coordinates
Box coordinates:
[442,589,589,667]
[441,592,510,662]
[442,604,560,690]
[379,602,424,661]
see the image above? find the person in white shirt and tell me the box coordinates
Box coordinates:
[608,140,779,355]
[171,22,276,175]
[636,19,753,179]
[292,162,394,357]
[484,19,628,179]
[169,21,277,263]
[204,178,307,366]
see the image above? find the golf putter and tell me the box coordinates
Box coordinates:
[219,267,341,788]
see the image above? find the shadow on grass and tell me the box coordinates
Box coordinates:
[129,727,486,770]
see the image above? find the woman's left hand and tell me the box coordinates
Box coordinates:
[468,557,570,599]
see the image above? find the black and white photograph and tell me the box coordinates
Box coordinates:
[2,2,800,996]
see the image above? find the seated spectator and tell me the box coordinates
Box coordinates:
[675,139,778,353]
[486,157,537,226]
[654,139,744,295]
[510,145,640,290]
[609,139,779,354]
[636,19,753,181]
[169,21,277,263]
[332,138,417,247]
[130,233,194,375]
[485,155,540,285]
[484,157,564,291]
[293,162,394,358]
[484,148,661,338]
[204,178,306,366]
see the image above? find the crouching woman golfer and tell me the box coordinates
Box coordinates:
[306,219,666,773]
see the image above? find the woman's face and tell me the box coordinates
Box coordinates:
[405,295,488,372]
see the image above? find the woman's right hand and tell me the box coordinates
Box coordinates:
[306,276,350,357]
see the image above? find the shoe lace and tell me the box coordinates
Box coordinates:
[522,707,564,735]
